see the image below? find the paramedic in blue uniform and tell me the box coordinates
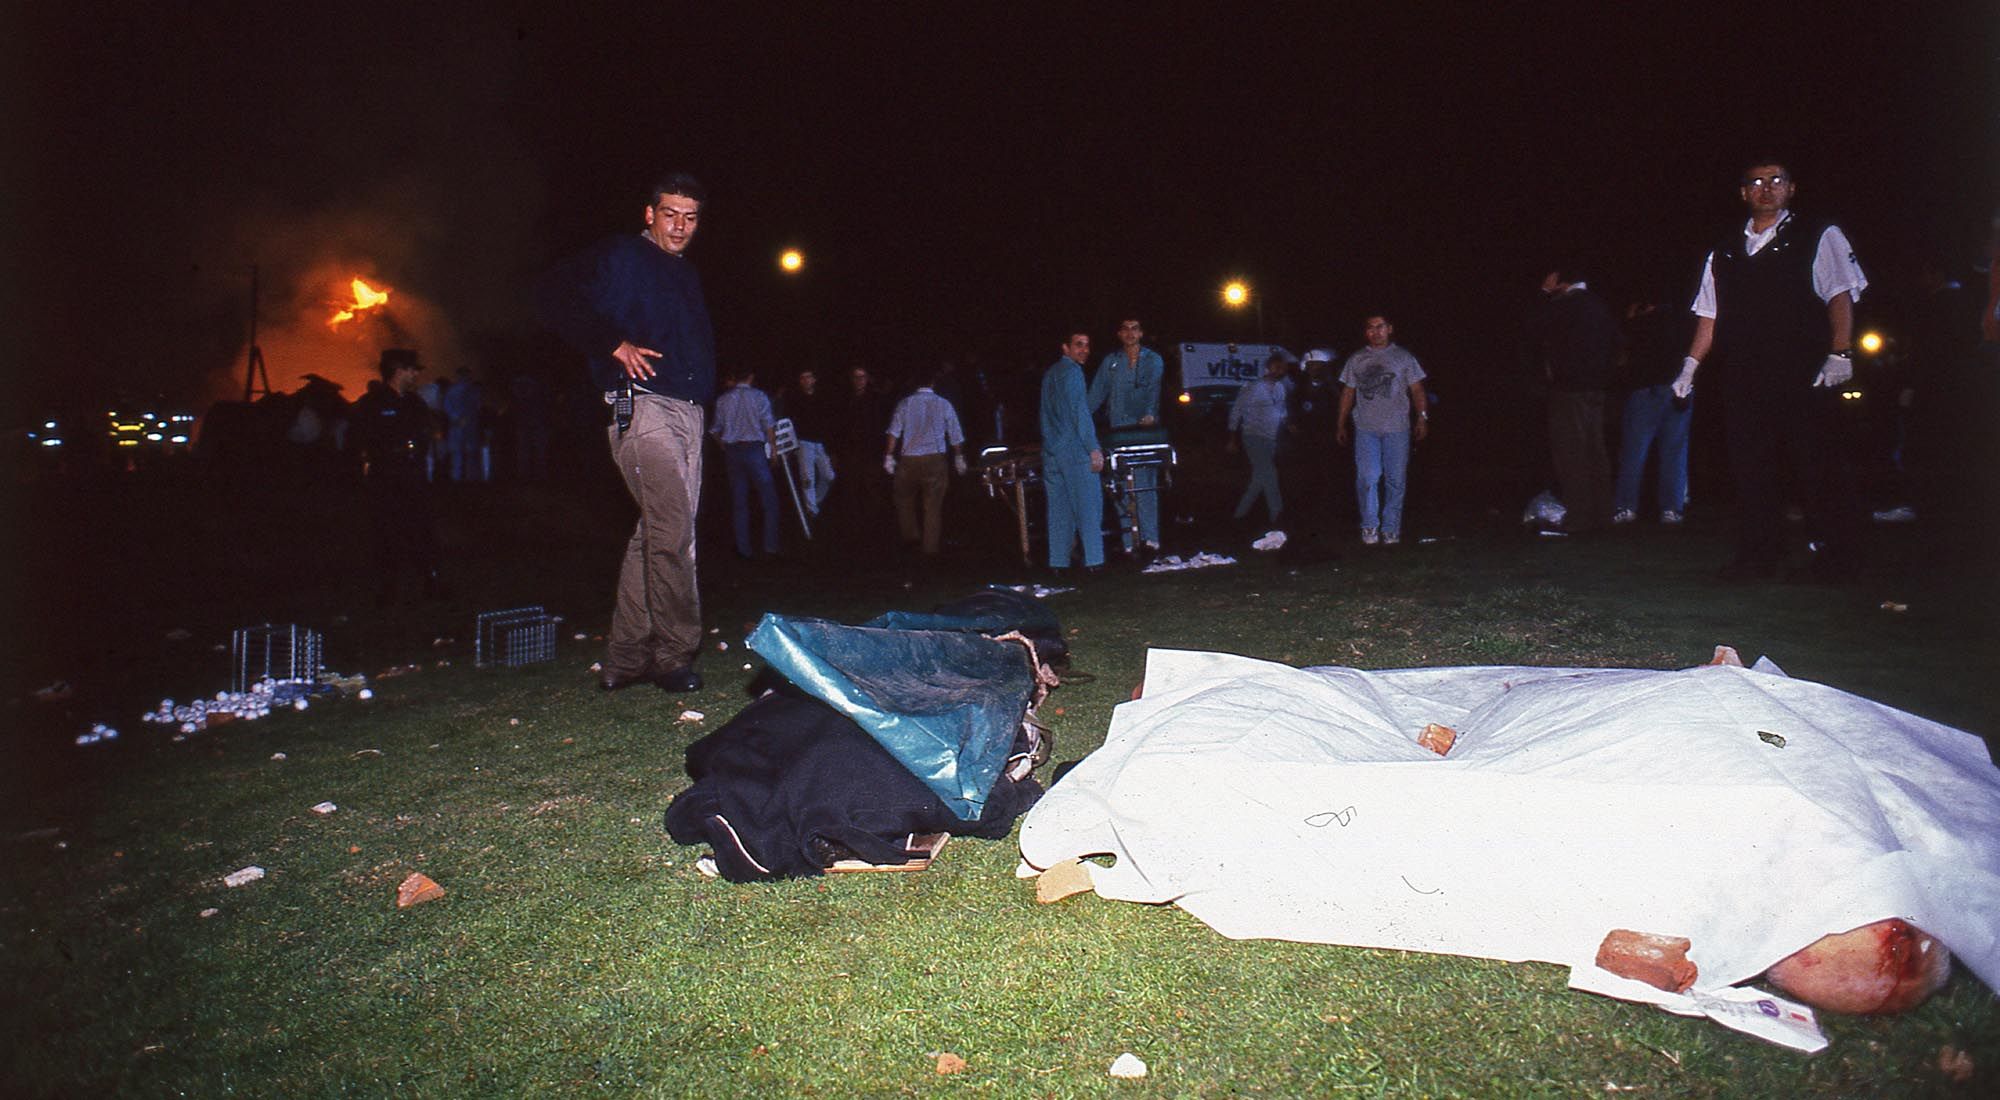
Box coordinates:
[535,172,715,694]
[1673,155,1867,580]
[1041,329,1106,573]
[1087,317,1165,558]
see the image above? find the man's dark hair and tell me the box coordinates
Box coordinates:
[378,348,420,383]
[649,172,707,207]
[1062,327,1091,346]
[1739,153,1793,182]
[1362,310,1393,326]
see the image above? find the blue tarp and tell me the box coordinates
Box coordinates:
[745,612,1038,821]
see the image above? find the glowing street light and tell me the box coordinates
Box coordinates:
[1857,330,1884,355]
[1221,278,1263,339]
[779,248,805,274]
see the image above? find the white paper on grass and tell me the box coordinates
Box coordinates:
[1019,650,2000,1043]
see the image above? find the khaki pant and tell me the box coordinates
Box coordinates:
[606,394,704,677]
[893,453,948,554]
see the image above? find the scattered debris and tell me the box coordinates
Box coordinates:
[270,752,287,761]
[573,632,589,641]
[199,908,219,918]
[351,748,383,758]
[223,866,266,888]
[1595,929,1697,993]
[1417,723,1457,756]
[1035,859,1095,904]
[396,872,445,908]
[310,802,337,815]
[696,855,720,878]
[1108,1052,1148,1079]
[1708,645,1744,667]
[1757,731,1787,749]
[1880,601,1908,613]
[142,676,338,735]
[997,583,1075,598]
[75,723,120,747]
[1141,551,1236,574]
[741,663,753,671]
[1938,1045,1974,1083]
[357,688,374,701]
[678,710,705,723]
[164,627,193,641]
[375,664,422,679]
[933,1052,967,1075]
[1251,529,1287,551]
[508,718,521,726]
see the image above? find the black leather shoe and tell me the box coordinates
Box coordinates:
[654,666,703,693]
[599,667,656,692]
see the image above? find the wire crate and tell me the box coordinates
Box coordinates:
[476,606,561,669]
[231,623,324,692]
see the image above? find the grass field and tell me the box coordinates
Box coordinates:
[3,465,1996,1097]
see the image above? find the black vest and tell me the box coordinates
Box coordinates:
[1711,213,1832,385]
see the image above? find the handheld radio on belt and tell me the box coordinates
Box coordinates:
[607,379,635,434]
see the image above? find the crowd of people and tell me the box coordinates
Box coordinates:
[521,159,1989,694]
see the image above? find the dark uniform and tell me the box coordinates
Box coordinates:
[350,360,439,600]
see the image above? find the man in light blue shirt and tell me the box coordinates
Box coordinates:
[710,367,781,559]
[1041,330,1106,572]
[1088,317,1165,557]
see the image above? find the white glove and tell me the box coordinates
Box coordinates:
[1671,357,1699,400]
[882,455,897,476]
[764,442,775,461]
[952,454,968,476]
[1812,354,1853,388]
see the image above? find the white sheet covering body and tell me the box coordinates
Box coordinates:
[1019,650,2000,999]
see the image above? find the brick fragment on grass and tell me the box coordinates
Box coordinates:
[1035,859,1095,904]
[934,1052,966,1074]
[1594,929,1697,993]
[396,872,445,908]
[1417,723,1457,756]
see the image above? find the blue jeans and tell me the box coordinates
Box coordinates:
[1613,384,1692,514]
[1353,429,1411,535]
[723,441,781,556]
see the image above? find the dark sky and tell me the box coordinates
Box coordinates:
[4,1,1992,411]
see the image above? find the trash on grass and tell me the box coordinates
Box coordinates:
[678,710,705,723]
[32,681,73,703]
[270,752,287,761]
[1251,529,1287,551]
[310,801,337,815]
[997,583,1074,599]
[1880,601,1908,613]
[1142,551,1236,574]
[223,865,265,888]
[1109,1052,1148,1079]
[1035,859,1095,903]
[933,1052,967,1075]
[75,723,120,747]
[199,908,219,918]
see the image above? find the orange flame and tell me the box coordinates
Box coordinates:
[328,276,391,329]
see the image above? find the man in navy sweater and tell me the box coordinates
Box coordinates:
[537,173,716,693]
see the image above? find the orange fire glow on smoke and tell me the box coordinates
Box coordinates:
[328,277,391,329]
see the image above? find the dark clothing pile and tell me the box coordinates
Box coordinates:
[664,690,1042,881]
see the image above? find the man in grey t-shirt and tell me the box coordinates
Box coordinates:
[1336,314,1430,545]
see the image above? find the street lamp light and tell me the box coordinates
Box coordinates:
[1221,278,1264,340]
[779,248,805,274]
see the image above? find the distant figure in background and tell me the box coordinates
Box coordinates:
[784,366,836,516]
[711,367,782,560]
[349,348,440,602]
[1529,266,1618,532]
[883,365,968,557]
[1674,155,1867,581]
[1337,314,1429,545]
[1088,316,1165,558]
[827,365,891,552]
[1283,347,1344,555]
[443,367,486,481]
[534,171,715,694]
[1040,330,1105,572]
[508,369,551,481]
[1228,350,1293,529]
[1612,296,1695,525]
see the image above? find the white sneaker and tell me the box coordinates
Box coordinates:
[1659,510,1684,525]
[1611,509,1637,525]
[1382,532,1401,545]
[1360,528,1380,545]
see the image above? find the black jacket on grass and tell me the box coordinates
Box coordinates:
[664,690,1042,882]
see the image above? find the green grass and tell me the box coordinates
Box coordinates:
[4,475,1997,1097]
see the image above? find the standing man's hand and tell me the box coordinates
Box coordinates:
[882,454,897,476]
[1812,354,1853,388]
[952,453,969,476]
[1336,422,1350,446]
[1671,357,1699,400]
[1088,450,1104,474]
[613,341,661,380]
[1413,415,1429,443]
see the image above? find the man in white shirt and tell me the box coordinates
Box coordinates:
[883,367,968,556]
[1674,156,1868,580]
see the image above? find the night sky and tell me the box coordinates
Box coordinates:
[5,2,1992,413]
